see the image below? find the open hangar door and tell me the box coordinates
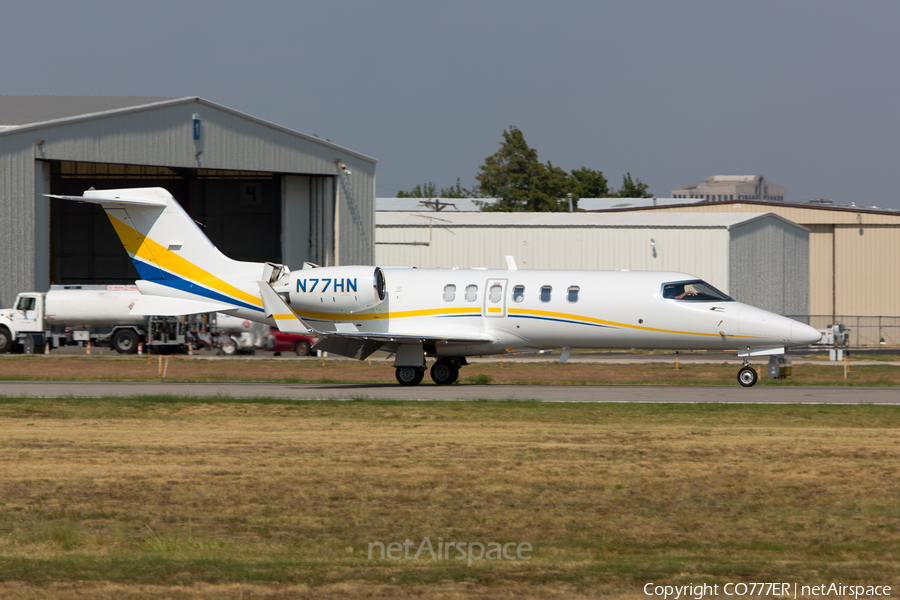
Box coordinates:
[48,161,284,286]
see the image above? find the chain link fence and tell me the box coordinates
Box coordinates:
[787,315,900,347]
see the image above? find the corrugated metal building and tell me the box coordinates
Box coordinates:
[587,200,900,317]
[376,212,809,315]
[0,96,376,307]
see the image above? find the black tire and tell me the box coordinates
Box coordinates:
[738,366,758,387]
[395,366,425,386]
[431,361,459,385]
[0,327,12,354]
[221,338,238,356]
[112,329,140,354]
[294,340,311,357]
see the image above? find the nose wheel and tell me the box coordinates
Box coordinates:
[737,364,758,387]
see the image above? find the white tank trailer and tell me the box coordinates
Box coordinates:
[0,285,210,354]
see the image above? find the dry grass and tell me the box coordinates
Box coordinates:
[1,354,899,386]
[0,399,898,598]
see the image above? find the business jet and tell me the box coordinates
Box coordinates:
[48,187,822,387]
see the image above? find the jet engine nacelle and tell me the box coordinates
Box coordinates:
[287,266,386,314]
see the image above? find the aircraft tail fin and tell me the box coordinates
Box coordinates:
[47,187,268,315]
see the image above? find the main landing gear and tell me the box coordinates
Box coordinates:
[395,357,467,386]
[737,359,758,387]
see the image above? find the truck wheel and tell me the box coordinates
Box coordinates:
[221,338,238,355]
[294,340,311,356]
[112,330,140,354]
[0,327,12,354]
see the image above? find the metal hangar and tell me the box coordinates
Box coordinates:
[0,96,376,307]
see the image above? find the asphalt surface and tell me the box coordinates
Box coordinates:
[1,380,897,404]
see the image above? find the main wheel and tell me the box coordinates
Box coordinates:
[738,366,758,387]
[112,329,139,354]
[294,340,311,356]
[395,366,425,386]
[430,361,459,385]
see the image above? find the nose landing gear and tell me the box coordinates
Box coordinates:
[737,359,758,387]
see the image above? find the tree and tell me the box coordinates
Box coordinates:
[570,166,609,198]
[615,172,653,198]
[397,178,477,199]
[396,182,438,198]
[475,127,572,212]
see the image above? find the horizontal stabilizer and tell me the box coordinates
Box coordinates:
[130,295,235,316]
[45,190,168,207]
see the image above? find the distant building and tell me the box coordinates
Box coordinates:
[671,175,785,202]
[588,199,900,325]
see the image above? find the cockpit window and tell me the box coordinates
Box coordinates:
[662,280,733,301]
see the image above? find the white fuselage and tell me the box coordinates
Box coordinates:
[279,267,821,356]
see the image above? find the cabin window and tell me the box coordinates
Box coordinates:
[512,285,525,302]
[443,284,456,302]
[540,285,552,303]
[489,284,502,303]
[465,285,478,302]
[567,286,580,303]
[662,280,733,301]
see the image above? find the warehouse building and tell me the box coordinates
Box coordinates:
[376,212,809,315]
[588,200,900,317]
[0,96,376,307]
[586,200,900,345]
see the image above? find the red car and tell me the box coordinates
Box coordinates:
[266,329,316,356]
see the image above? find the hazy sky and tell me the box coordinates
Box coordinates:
[3,1,898,208]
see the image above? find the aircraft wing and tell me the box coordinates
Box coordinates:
[256,281,490,360]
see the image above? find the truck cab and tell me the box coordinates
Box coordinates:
[0,293,46,353]
[13,293,45,333]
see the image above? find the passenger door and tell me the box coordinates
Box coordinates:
[483,279,508,318]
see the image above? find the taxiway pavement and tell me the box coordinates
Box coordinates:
[0,381,897,404]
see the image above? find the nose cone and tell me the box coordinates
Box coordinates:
[791,320,822,346]
[737,305,821,347]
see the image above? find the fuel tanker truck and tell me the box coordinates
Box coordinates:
[0,285,210,354]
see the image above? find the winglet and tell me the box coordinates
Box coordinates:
[256,281,311,334]
[505,255,517,271]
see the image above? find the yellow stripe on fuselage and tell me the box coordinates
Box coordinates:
[508,308,761,339]
[106,213,263,308]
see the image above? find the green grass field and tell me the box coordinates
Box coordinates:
[1,397,898,599]
[1,354,899,386]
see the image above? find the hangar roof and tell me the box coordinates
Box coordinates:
[0,95,375,163]
[0,95,180,128]
[375,196,701,212]
[377,211,808,231]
